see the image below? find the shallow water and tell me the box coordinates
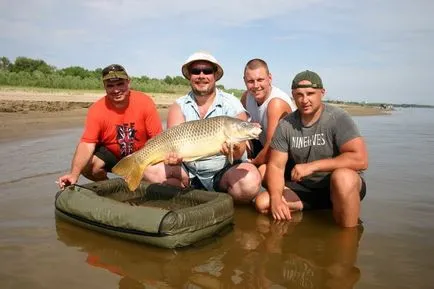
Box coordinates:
[0,108,433,289]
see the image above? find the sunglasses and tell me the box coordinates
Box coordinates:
[190,67,215,76]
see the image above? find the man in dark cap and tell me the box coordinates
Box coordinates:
[57,64,162,189]
[255,70,368,227]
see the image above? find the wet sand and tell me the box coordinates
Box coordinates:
[0,89,386,142]
[0,89,173,142]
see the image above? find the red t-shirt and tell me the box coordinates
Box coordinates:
[80,90,162,159]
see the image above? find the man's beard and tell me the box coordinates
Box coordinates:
[192,83,215,96]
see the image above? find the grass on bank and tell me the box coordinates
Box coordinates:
[0,85,244,100]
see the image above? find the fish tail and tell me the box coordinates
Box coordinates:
[112,155,148,192]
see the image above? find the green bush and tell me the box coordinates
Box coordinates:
[0,56,244,96]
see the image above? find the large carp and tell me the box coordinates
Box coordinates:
[112,116,262,191]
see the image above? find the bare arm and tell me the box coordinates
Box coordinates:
[144,99,163,138]
[231,111,249,159]
[70,142,96,175]
[322,136,368,171]
[58,142,96,188]
[235,111,248,121]
[266,149,288,199]
[240,91,248,108]
[291,137,369,182]
[252,98,292,166]
[167,103,186,128]
[162,103,186,165]
[220,111,249,160]
[266,149,292,220]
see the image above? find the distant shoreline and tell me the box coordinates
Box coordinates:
[0,88,387,142]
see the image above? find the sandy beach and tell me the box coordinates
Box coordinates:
[0,88,386,142]
[0,89,175,142]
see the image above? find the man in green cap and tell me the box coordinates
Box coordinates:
[254,70,368,227]
[57,64,162,189]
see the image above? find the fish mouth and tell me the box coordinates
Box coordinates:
[232,128,261,142]
[250,127,262,139]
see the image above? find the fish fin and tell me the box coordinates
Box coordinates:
[228,142,234,164]
[183,156,204,162]
[112,155,147,192]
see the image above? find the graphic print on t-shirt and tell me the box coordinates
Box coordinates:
[116,123,138,157]
[291,133,326,149]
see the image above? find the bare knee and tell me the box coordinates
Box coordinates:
[143,163,188,188]
[330,168,361,199]
[241,171,262,194]
[330,169,362,227]
[227,165,262,203]
[82,154,107,181]
[82,161,107,182]
[255,188,302,214]
[142,163,167,183]
[255,191,270,214]
[258,164,266,181]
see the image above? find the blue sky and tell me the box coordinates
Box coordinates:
[1,0,433,105]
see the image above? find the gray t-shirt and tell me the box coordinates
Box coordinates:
[271,103,361,188]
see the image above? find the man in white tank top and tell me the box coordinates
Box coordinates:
[241,59,297,180]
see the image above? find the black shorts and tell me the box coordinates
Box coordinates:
[285,177,366,210]
[249,139,263,158]
[94,145,119,172]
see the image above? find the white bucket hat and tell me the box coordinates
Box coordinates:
[181,51,224,81]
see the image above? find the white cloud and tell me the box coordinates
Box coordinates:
[0,0,433,104]
[80,0,324,24]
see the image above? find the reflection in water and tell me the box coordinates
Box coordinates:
[3,109,434,289]
[55,218,220,289]
[260,213,363,289]
[55,209,363,289]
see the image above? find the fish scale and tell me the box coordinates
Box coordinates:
[112,116,262,191]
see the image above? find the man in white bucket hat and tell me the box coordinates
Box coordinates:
[143,51,262,203]
[181,51,224,82]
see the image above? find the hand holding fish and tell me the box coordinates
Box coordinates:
[220,142,244,159]
[164,152,183,166]
[112,116,262,191]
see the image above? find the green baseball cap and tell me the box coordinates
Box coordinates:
[291,70,323,89]
[102,64,129,81]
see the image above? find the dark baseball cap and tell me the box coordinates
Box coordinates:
[102,64,129,81]
[291,70,323,89]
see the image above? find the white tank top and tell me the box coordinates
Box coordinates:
[245,85,297,145]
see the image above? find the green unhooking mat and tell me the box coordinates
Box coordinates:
[54,178,234,248]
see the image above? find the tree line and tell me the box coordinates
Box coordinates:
[0,56,243,96]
